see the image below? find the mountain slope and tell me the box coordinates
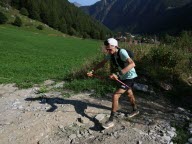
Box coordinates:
[81,0,192,34]
[0,0,112,39]
[153,2,192,33]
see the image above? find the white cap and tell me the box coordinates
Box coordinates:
[107,38,118,47]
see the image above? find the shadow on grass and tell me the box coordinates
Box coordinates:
[25,97,111,131]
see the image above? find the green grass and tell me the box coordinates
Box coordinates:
[64,78,116,97]
[0,25,102,87]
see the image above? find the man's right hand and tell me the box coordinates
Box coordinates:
[87,70,94,77]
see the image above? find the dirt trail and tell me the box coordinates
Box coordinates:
[0,81,191,144]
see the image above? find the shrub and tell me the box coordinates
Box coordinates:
[36,25,44,30]
[13,16,22,27]
[138,43,191,83]
[161,34,177,44]
[149,46,181,68]
[82,32,90,39]
[68,27,76,36]
[173,31,192,53]
[0,12,8,24]
[20,7,29,16]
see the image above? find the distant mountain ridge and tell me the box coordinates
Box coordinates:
[81,0,192,34]
[72,2,82,7]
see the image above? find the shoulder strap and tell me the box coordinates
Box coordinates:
[117,48,122,60]
[111,48,128,70]
[115,48,124,70]
[119,48,134,59]
[117,48,128,61]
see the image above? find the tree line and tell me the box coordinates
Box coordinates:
[0,0,113,39]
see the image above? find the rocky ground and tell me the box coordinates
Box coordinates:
[0,80,192,144]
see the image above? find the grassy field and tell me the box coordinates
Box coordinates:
[0,25,102,87]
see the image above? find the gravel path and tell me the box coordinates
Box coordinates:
[0,81,191,144]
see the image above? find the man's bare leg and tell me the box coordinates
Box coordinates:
[126,88,137,110]
[102,88,126,129]
[126,88,139,118]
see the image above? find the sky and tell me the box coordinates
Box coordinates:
[68,0,100,6]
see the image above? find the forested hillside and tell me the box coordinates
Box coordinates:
[81,0,192,34]
[0,0,112,39]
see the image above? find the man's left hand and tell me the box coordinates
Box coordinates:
[109,73,118,80]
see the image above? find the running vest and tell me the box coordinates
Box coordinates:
[111,48,133,69]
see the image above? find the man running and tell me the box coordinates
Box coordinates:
[87,38,139,129]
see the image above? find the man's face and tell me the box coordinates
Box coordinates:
[105,45,116,54]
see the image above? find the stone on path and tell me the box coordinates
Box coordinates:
[95,114,106,122]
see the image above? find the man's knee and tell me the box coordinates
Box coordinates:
[127,90,134,97]
[113,93,121,101]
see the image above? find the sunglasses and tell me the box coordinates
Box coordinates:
[106,48,113,51]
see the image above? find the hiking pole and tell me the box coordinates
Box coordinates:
[115,78,130,89]
[92,74,130,89]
